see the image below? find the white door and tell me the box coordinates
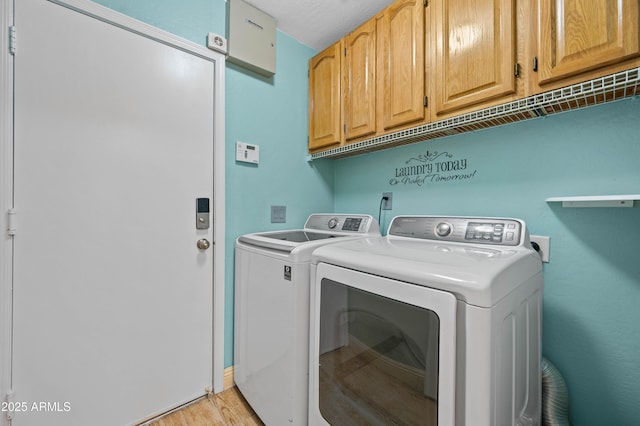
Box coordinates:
[11,0,215,424]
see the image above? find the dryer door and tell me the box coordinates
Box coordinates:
[309,263,457,426]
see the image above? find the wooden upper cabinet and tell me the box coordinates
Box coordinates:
[433,0,517,117]
[308,0,640,155]
[533,0,640,90]
[308,41,342,151]
[379,0,426,130]
[344,19,377,141]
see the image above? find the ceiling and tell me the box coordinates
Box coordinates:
[242,0,395,52]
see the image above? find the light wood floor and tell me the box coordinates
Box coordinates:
[147,386,264,426]
[318,337,436,425]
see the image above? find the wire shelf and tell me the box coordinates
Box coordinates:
[308,67,640,160]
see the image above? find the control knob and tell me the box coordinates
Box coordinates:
[435,222,453,237]
[328,217,339,229]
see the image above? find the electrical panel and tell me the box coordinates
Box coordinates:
[227,0,276,76]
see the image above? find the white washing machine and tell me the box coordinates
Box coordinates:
[309,216,543,426]
[234,214,380,425]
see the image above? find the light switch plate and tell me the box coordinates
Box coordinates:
[271,205,286,223]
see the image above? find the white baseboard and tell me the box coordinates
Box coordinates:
[223,366,235,391]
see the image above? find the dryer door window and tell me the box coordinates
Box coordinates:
[311,264,457,426]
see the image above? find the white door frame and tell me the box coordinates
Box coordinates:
[0,2,226,423]
[0,1,15,423]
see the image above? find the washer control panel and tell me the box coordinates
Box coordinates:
[388,216,524,246]
[304,214,380,234]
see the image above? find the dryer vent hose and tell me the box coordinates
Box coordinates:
[542,356,571,426]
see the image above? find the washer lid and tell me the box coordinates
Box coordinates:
[237,213,380,255]
[237,230,348,254]
[251,230,344,243]
[311,236,542,307]
[237,214,380,254]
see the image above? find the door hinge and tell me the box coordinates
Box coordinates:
[4,389,15,420]
[533,56,539,72]
[424,0,428,6]
[343,123,346,133]
[514,63,521,78]
[7,209,16,236]
[9,25,16,55]
[344,47,346,57]
[424,96,428,107]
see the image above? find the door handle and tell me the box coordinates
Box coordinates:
[197,238,211,250]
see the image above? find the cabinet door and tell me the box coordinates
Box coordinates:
[309,42,342,151]
[434,0,516,116]
[344,19,377,141]
[379,0,426,130]
[536,0,640,86]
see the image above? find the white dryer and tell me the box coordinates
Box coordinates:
[234,214,380,425]
[309,216,543,426]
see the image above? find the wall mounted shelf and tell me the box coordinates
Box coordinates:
[545,195,640,208]
[307,67,640,160]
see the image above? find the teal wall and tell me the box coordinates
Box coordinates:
[333,99,640,426]
[91,0,334,369]
[92,0,226,45]
[224,38,334,365]
[87,1,640,425]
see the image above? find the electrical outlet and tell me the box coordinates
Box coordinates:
[530,235,550,263]
[382,192,393,210]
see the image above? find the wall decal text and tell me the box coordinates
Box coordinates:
[389,150,477,187]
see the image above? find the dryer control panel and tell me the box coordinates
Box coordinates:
[388,216,525,246]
